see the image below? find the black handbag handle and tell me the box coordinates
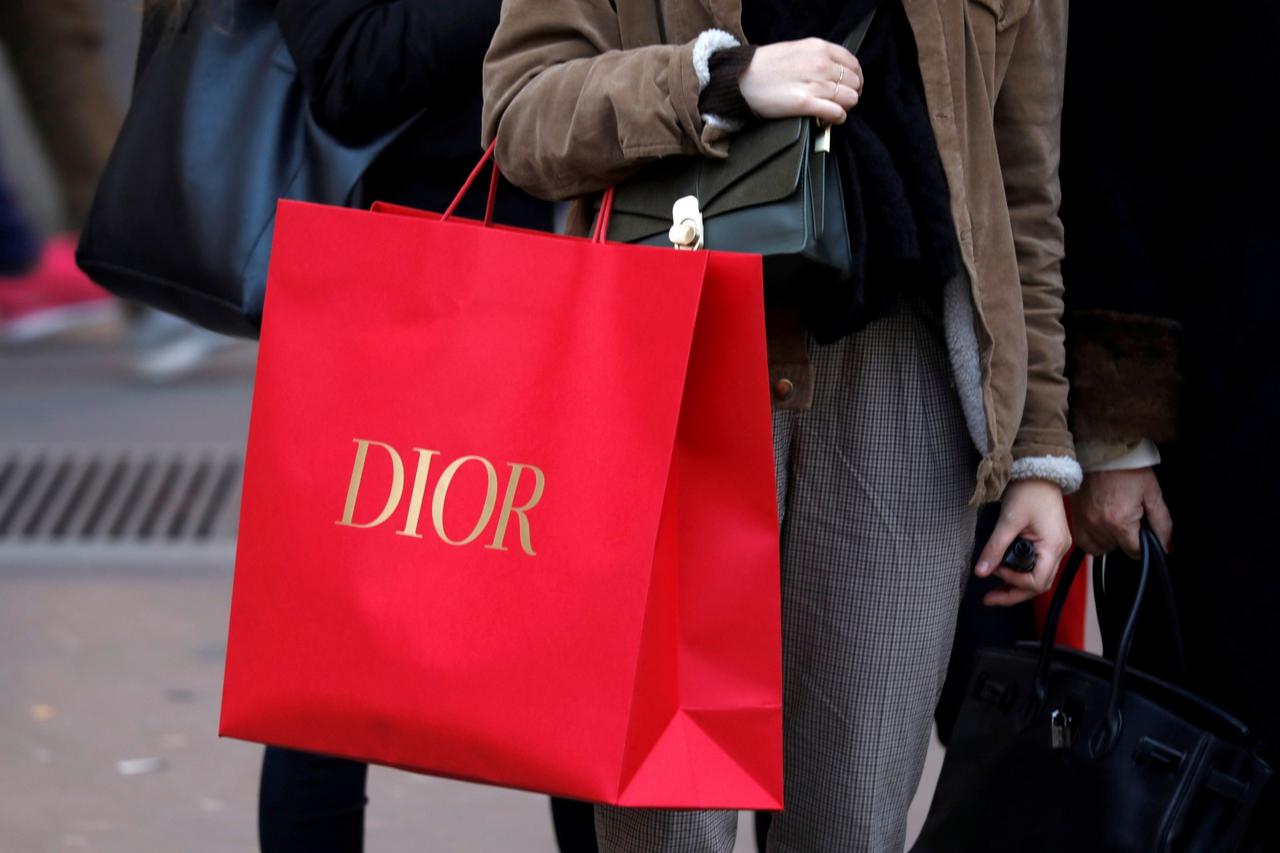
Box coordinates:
[843,10,877,53]
[1030,547,1089,708]
[441,141,503,227]
[1093,529,1187,679]
[1032,524,1181,757]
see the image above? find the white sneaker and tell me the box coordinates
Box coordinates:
[130,309,243,381]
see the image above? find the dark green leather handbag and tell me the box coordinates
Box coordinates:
[601,12,875,285]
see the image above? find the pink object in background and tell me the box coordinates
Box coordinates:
[0,235,117,342]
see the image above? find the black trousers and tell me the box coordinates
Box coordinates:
[259,748,368,852]
[0,150,39,274]
[258,747,600,852]
[932,504,1037,746]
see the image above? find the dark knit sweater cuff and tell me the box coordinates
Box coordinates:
[698,45,757,130]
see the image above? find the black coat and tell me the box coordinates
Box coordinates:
[1060,2,1280,452]
[1060,6,1280,840]
[270,0,552,228]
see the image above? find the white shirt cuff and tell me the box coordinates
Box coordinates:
[1078,439,1162,473]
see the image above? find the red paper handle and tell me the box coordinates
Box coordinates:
[442,140,501,226]
[592,188,615,244]
[445,141,616,244]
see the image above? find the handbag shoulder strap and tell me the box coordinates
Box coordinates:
[843,10,877,54]
[645,3,875,51]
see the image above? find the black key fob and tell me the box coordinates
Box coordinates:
[1001,538,1037,573]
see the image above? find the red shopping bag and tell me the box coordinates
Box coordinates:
[220,149,783,808]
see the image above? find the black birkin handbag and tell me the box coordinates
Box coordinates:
[913,527,1272,853]
[602,13,875,285]
[77,0,410,338]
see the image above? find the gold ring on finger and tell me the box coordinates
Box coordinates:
[834,66,845,99]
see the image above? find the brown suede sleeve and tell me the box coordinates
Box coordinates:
[1066,309,1182,444]
[993,0,1074,462]
[481,0,730,201]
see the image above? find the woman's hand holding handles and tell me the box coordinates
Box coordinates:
[975,479,1074,607]
[739,39,864,125]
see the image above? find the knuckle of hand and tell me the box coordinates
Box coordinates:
[1104,513,1131,531]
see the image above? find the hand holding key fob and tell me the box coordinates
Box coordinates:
[1001,538,1037,573]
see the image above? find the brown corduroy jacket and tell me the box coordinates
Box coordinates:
[482,0,1076,503]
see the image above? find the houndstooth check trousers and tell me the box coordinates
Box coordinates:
[596,294,979,852]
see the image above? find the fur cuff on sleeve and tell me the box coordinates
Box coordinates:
[692,29,744,132]
[1010,455,1084,494]
[1067,310,1181,444]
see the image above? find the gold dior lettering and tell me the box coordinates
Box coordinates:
[335,439,545,556]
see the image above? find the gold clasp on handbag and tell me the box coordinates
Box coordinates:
[669,195,704,251]
[815,122,832,154]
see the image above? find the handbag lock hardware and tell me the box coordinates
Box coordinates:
[1050,708,1074,751]
[669,196,704,250]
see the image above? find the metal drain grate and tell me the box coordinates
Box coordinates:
[0,445,242,559]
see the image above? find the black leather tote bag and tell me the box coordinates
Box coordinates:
[77,0,409,338]
[913,527,1272,853]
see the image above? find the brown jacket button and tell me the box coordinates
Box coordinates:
[772,378,795,402]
